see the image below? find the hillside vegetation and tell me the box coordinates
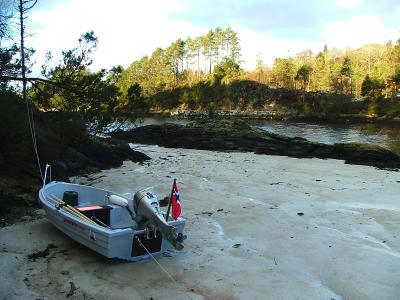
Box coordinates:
[114,28,400,116]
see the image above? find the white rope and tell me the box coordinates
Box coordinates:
[24,87,44,181]
[29,104,41,171]
[135,236,193,300]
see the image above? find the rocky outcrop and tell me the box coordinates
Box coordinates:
[0,138,150,210]
[113,119,400,170]
[54,138,150,178]
[169,109,400,124]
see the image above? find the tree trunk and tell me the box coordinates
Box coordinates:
[19,0,26,101]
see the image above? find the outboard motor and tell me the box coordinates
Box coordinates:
[134,190,184,250]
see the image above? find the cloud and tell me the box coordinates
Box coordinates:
[28,0,206,73]
[25,0,399,75]
[321,15,398,49]
[171,0,328,39]
[237,26,324,70]
[396,5,400,17]
[335,0,363,8]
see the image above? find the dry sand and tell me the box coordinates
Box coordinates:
[1,144,400,300]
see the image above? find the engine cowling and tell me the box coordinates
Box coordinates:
[133,190,184,250]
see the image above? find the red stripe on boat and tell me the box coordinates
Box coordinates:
[77,205,103,211]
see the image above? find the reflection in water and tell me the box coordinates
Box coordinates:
[138,117,400,155]
[255,121,400,155]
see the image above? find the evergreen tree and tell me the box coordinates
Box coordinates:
[295,64,312,90]
[361,74,385,99]
[271,58,296,88]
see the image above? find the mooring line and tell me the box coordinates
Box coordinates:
[135,236,193,300]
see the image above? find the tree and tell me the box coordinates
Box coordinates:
[341,56,353,95]
[0,0,13,41]
[331,56,353,94]
[0,0,35,91]
[33,32,124,134]
[295,64,312,90]
[361,74,385,99]
[213,27,224,65]
[385,68,400,100]
[202,30,213,73]
[255,55,265,83]
[341,56,353,78]
[193,36,202,79]
[271,58,296,88]
[224,27,240,64]
[0,44,20,90]
[107,65,123,85]
[165,38,185,82]
[212,58,242,85]
[19,0,38,98]
[126,83,149,112]
[312,49,330,90]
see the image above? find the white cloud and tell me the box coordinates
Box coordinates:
[335,0,363,9]
[237,27,324,70]
[26,0,399,74]
[395,5,400,17]
[28,0,206,73]
[321,15,398,49]
[239,14,398,70]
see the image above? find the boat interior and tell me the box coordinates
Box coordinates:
[43,182,138,229]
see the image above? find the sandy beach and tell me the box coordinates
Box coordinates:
[1,144,400,300]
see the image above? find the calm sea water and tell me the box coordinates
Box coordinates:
[255,120,400,155]
[136,117,400,155]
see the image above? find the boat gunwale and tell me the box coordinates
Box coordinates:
[39,181,133,236]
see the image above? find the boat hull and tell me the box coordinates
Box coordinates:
[39,182,185,261]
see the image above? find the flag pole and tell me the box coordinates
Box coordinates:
[165,178,176,221]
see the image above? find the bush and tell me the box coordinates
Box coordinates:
[0,91,34,173]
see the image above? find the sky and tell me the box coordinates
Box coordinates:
[22,0,400,73]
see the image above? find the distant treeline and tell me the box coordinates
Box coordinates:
[116,27,242,98]
[113,27,400,114]
[251,42,400,98]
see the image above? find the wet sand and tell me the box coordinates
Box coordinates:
[1,144,400,299]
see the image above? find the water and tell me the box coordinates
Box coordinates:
[254,120,400,155]
[137,117,400,155]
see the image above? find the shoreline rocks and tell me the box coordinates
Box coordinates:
[54,138,151,178]
[0,137,151,213]
[113,119,400,170]
[150,110,400,124]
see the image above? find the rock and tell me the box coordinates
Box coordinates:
[50,138,151,179]
[201,211,213,216]
[66,281,79,298]
[63,147,89,171]
[28,243,57,260]
[112,120,400,170]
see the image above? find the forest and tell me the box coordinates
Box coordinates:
[112,27,400,115]
[119,28,400,95]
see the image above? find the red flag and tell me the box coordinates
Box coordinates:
[171,179,182,220]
